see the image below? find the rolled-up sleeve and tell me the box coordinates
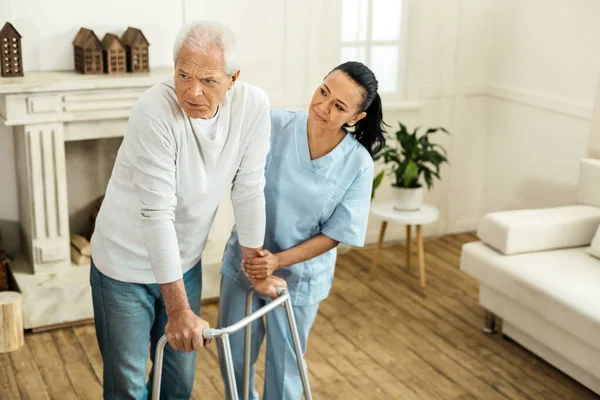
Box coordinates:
[129,109,182,284]
[230,96,271,248]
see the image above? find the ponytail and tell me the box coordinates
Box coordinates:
[329,61,388,156]
[352,93,386,156]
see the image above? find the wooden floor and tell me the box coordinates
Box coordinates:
[1,233,599,399]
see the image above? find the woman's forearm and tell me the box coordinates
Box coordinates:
[276,234,339,269]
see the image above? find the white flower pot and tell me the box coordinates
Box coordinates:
[392,186,423,211]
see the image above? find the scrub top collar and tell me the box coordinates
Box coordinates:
[295,113,356,172]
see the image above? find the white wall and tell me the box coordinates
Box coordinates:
[482,0,600,213]
[7,0,337,108]
[4,0,598,254]
[0,0,19,229]
[0,0,494,253]
[370,0,600,241]
[11,0,182,70]
[369,0,491,242]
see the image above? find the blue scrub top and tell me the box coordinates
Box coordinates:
[220,110,374,305]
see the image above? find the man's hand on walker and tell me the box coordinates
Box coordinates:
[165,309,211,352]
[250,275,287,300]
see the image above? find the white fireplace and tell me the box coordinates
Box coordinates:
[0,68,229,330]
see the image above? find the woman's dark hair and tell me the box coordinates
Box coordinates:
[328,61,387,155]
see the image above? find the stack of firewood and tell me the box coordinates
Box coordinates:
[0,229,24,354]
[70,234,91,265]
[70,195,104,265]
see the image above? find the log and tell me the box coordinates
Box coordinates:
[70,245,90,265]
[70,234,91,257]
[0,291,24,353]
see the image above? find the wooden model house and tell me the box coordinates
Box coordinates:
[72,28,103,74]
[0,22,23,77]
[101,33,126,74]
[121,27,150,73]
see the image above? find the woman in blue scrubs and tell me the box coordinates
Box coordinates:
[217,61,386,399]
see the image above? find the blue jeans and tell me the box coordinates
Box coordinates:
[90,259,202,400]
[217,275,319,400]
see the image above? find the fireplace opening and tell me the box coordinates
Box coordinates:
[65,137,122,263]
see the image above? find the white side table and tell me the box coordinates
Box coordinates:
[369,202,440,288]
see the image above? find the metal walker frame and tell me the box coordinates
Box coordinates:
[152,286,313,400]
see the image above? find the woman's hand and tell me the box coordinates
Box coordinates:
[242,249,280,280]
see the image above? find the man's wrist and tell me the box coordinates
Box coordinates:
[167,306,191,316]
[241,245,262,260]
[159,279,191,317]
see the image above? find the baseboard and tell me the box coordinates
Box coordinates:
[201,261,221,300]
[449,218,479,233]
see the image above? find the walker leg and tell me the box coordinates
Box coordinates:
[243,288,254,400]
[283,298,313,400]
[151,336,168,400]
[221,334,239,400]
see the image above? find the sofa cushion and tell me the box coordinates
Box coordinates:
[461,242,600,352]
[477,205,600,255]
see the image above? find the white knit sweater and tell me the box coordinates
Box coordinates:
[91,79,270,284]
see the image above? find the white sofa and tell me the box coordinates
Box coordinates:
[460,158,600,394]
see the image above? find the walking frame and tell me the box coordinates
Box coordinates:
[152,286,313,400]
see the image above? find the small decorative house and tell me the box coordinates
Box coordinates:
[121,27,150,73]
[72,28,103,74]
[101,33,126,74]
[0,22,23,77]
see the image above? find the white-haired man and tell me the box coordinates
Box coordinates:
[90,21,284,399]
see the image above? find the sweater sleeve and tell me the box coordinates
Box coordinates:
[129,107,182,284]
[230,93,271,248]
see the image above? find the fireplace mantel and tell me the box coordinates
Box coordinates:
[0,68,225,330]
[0,68,173,95]
[0,67,174,127]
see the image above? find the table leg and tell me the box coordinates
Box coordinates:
[416,224,426,288]
[370,221,388,277]
[406,225,411,270]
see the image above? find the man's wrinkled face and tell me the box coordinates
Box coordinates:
[174,45,239,119]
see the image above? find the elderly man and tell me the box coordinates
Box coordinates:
[90,20,284,399]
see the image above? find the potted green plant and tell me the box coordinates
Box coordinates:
[372,122,449,210]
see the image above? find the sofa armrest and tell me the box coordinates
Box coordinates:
[477,205,600,255]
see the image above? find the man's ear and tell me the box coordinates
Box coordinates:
[228,70,241,90]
